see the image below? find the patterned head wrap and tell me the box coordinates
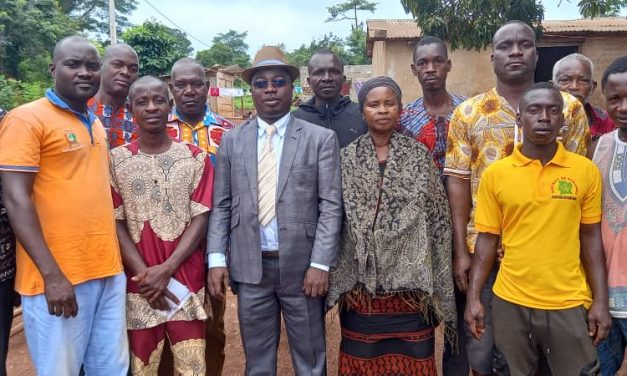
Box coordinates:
[357,76,403,112]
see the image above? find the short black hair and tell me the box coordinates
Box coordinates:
[602,55,627,91]
[413,36,448,60]
[492,20,536,46]
[520,81,563,111]
[52,35,96,63]
[128,76,169,102]
[308,49,344,72]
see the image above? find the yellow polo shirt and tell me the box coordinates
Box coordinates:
[475,142,602,310]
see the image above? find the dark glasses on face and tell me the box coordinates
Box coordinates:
[252,78,288,89]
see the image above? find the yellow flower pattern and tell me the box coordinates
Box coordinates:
[443,88,590,252]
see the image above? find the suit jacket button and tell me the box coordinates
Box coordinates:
[280,227,287,230]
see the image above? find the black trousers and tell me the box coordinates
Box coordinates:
[0,277,15,376]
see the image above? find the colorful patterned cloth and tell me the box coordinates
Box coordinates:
[398,94,466,172]
[586,103,616,140]
[110,140,214,374]
[167,106,235,164]
[444,88,590,251]
[87,98,137,149]
[338,291,437,376]
[593,131,627,318]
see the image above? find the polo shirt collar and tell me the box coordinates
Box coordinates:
[511,142,571,167]
[45,89,96,126]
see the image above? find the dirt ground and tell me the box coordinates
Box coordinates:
[5,293,625,375]
[6,291,442,376]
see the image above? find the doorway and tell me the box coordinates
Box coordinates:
[535,45,579,83]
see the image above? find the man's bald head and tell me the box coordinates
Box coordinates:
[52,36,98,64]
[128,76,169,103]
[492,20,536,47]
[98,43,139,99]
[169,58,208,121]
[103,44,138,63]
[170,58,205,80]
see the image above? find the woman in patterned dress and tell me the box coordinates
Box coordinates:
[327,77,455,376]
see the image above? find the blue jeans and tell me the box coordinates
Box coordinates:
[598,318,627,376]
[22,273,128,376]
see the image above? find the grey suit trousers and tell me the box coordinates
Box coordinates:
[236,256,326,376]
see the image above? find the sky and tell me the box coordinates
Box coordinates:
[127,0,589,56]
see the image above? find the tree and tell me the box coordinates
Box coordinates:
[345,28,370,65]
[401,0,627,51]
[0,0,78,81]
[326,0,378,30]
[286,33,350,68]
[121,20,192,76]
[571,0,627,17]
[195,30,250,68]
[400,0,544,50]
[58,0,138,36]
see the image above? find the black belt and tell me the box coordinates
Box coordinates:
[262,250,280,258]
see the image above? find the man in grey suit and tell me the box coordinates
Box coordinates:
[207,46,342,375]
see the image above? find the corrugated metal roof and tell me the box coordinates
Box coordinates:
[544,17,627,33]
[366,17,627,41]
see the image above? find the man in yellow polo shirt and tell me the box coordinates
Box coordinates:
[465,82,610,375]
[0,36,127,375]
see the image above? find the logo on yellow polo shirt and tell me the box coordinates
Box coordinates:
[550,177,578,200]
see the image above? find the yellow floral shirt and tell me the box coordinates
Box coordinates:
[443,88,590,252]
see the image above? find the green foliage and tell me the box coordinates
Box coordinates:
[58,0,138,36]
[345,28,369,65]
[0,75,46,110]
[287,33,349,68]
[326,0,378,30]
[575,0,627,17]
[195,30,251,68]
[121,19,193,76]
[401,0,544,50]
[0,0,79,80]
[285,29,371,68]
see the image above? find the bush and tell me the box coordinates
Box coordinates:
[0,75,47,111]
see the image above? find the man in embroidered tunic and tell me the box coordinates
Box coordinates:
[165,57,232,375]
[110,76,214,375]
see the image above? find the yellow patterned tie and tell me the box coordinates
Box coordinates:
[258,124,277,226]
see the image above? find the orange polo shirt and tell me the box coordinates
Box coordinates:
[0,91,122,295]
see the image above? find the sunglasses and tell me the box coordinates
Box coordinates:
[252,78,288,90]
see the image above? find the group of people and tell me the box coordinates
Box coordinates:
[0,18,625,376]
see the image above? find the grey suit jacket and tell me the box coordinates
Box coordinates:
[207,115,342,286]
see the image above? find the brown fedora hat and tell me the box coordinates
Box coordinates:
[242,46,299,84]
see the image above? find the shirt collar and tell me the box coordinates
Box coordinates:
[511,141,571,167]
[489,87,516,113]
[46,89,96,125]
[172,105,215,126]
[257,113,290,139]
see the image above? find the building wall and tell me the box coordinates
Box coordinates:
[377,37,626,108]
[381,40,494,104]
[580,37,627,107]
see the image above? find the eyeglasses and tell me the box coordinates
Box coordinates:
[252,78,288,90]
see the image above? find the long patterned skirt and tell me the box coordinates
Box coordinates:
[338,292,437,376]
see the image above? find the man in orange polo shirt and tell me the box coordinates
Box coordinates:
[0,36,127,376]
[465,83,610,375]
